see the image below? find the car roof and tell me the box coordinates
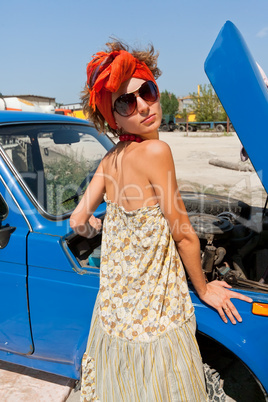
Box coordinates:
[0,111,91,126]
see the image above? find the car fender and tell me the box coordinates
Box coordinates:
[191,290,268,392]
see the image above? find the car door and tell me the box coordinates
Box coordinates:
[0,177,33,355]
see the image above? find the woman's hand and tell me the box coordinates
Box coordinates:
[88,215,102,236]
[83,215,102,238]
[199,280,253,324]
[70,215,102,238]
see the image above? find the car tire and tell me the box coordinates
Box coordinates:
[168,123,176,131]
[161,124,169,132]
[216,124,225,132]
[197,332,267,402]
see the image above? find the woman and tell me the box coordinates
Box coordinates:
[70,41,252,402]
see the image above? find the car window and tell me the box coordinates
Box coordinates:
[0,124,108,217]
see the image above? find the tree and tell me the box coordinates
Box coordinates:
[189,84,227,122]
[160,90,179,116]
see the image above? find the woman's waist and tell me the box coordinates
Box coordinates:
[99,290,194,324]
[98,304,195,343]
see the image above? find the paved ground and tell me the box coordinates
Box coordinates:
[1,131,266,401]
[0,361,76,402]
[161,130,265,207]
[67,387,80,401]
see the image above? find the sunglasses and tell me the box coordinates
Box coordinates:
[113,81,158,117]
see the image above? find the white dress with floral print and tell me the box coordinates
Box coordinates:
[80,199,227,402]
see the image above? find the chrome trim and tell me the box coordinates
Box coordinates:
[0,192,9,221]
[61,239,100,276]
[0,121,107,221]
[0,173,32,231]
[0,140,71,222]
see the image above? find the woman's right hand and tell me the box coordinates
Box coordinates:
[199,280,253,324]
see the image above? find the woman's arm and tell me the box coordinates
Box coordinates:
[145,140,252,324]
[70,161,105,238]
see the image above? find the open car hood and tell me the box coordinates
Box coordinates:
[205,21,268,193]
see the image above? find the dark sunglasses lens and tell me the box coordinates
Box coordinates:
[114,93,137,117]
[113,81,158,117]
[139,81,158,102]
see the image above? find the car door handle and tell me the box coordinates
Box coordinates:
[0,226,16,249]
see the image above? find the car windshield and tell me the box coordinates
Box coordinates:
[0,123,111,217]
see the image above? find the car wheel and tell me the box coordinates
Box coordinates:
[161,124,169,132]
[216,124,225,132]
[179,125,186,132]
[197,333,267,402]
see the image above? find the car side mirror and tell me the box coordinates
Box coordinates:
[0,226,16,249]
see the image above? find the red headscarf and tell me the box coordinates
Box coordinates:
[86,50,158,130]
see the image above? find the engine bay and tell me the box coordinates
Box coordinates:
[189,210,268,292]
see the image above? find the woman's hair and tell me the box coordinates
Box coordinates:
[81,40,161,135]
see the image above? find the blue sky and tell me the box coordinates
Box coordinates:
[1,0,268,104]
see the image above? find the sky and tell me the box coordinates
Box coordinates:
[1,0,268,105]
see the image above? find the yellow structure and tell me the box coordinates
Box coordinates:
[72,109,87,120]
[176,95,196,122]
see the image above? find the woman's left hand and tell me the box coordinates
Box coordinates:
[89,215,102,232]
[87,215,102,237]
[70,215,102,238]
[199,280,253,324]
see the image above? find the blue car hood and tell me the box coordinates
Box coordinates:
[205,21,268,194]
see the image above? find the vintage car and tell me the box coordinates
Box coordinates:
[0,22,267,400]
[0,111,111,380]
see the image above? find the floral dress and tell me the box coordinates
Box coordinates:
[80,199,227,402]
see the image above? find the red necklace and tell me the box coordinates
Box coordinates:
[119,134,143,143]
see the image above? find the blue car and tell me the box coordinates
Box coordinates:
[0,22,267,400]
[0,112,112,380]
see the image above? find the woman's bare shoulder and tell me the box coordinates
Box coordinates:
[101,144,118,164]
[140,139,173,160]
[104,144,117,157]
[130,140,174,176]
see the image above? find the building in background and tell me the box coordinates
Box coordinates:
[0,95,56,113]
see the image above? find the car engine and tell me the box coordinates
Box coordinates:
[185,192,268,292]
